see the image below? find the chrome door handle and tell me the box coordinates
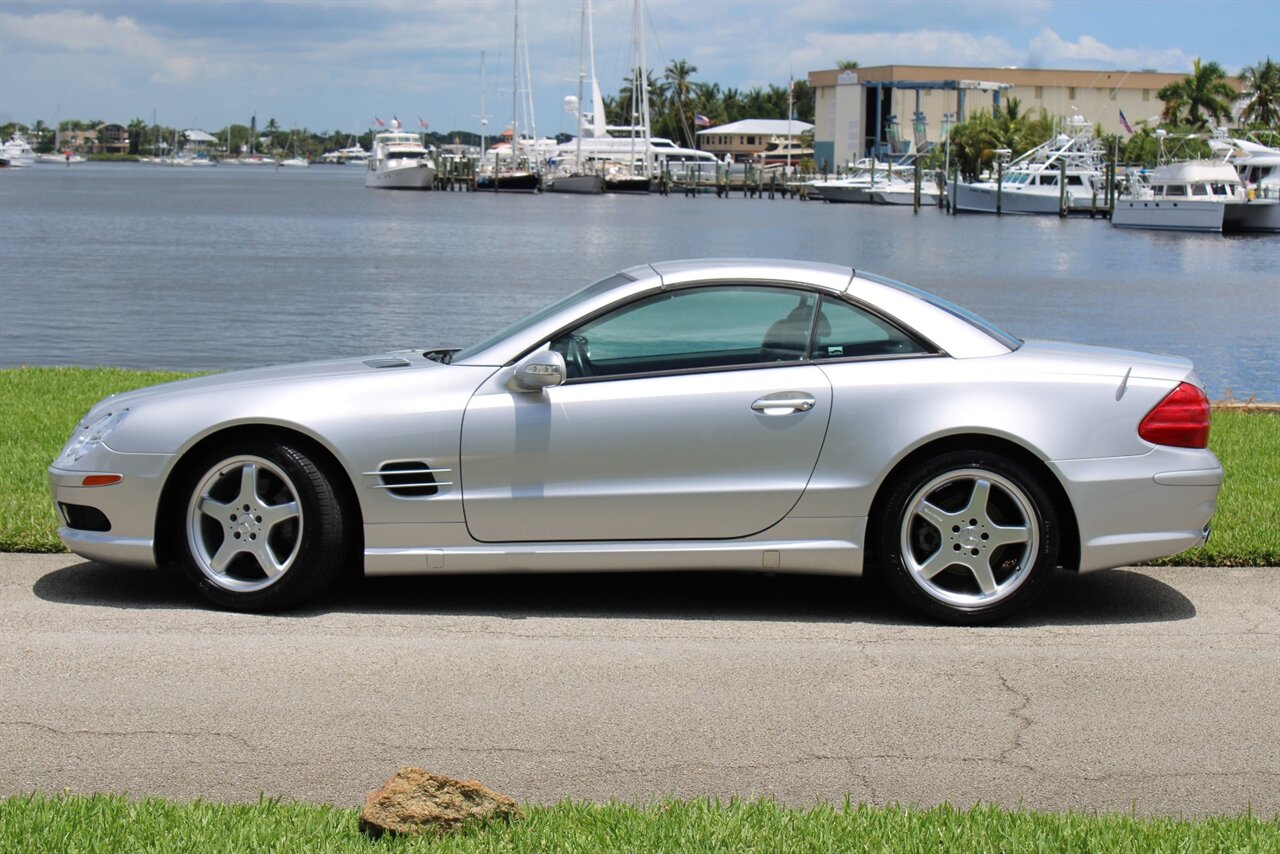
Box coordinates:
[751,394,816,414]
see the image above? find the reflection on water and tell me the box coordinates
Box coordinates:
[1,163,1276,398]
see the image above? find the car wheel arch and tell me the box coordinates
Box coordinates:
[865,433,1080,575]
[153,424,364,574]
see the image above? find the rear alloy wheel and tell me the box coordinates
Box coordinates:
[179,441,348,611]
[877,450,1059,624]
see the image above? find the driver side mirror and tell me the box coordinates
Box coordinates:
[512,349,566,391]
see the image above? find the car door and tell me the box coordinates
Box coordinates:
[460,284,834,543]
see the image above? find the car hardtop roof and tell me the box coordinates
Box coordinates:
[629,258,856,293]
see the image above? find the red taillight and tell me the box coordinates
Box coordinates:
[1139,382,1210,448]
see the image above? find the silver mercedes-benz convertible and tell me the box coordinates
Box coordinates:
[49,259,1221,623]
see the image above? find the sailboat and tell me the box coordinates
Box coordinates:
[544,0,713,191]
[477,0,543,192]
[279,128,309,167]
[544,0,604,194]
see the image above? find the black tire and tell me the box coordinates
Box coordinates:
[175,440,349,611]
[874,449,1059,624]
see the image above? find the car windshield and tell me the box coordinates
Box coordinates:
[857,271,1023,350]
[452,273,636,363]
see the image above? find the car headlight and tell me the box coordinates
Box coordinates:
[57,409,129,465]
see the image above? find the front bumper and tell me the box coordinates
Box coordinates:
[1050,445,1223,572]
[48,449,174,569]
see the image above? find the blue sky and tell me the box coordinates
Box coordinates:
[1,0,1277,136]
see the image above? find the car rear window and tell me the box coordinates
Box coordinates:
[857,271,1023,351]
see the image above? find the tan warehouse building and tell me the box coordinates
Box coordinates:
[808,65,1240,168]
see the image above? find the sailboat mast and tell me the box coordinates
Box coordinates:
[635,0,651,177]
[521,8,537,147]
[510,0,518,178]
[479,50,488,155]
[575,0,586,169]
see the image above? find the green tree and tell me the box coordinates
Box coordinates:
[126,118,148,155]
[721,87,743,122]
[615,68,663,130]
[31,119,52,152]
[945,103,1056,180]
[1240,57,1280,127]
[663,59,698,146]
[836,60,859,70]
[1157,58,1237,128]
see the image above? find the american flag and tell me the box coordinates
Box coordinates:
[418,117,429,131]
[694,113,711,127]
[373,116,386,127]
[1119,110,1134,135]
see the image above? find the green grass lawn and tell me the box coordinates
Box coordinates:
[2,367,1277,564]
[2,794,1276,852]
[0,367,196,552]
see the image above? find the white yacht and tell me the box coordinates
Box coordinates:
[321,144,370,165]
[365,121,436,190]
[1112,160,1279,233]
[1207,132,1280,232]
[539,133,718,188]
[1,132,37,168]
[951,116,1107,215]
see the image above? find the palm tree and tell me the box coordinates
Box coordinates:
[127,117,148,155]
[744,86,769,118]
[1240,57,1280,127]
[1157,58,1237,128]
[836,60,859,70]
[791,80,815,123]
[616,68,664,130]
[663,59,698,146]
[721,87,744,122]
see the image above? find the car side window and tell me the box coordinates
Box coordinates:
[812,296,931,360]
[550,285,817,380]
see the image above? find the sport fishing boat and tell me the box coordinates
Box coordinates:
[951,115,1107,214]
[809,159,898,203]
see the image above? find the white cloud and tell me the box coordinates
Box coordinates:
[1,10,147,53]
[795,30,1024,71]
[0,9,234,83]
[1027,28,1193,71]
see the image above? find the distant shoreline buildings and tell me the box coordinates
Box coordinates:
[808,64,1225,168]
[8,63,1245,167]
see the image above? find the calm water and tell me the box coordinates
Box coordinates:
[1,162,1277,398]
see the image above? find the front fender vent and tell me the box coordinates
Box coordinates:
[364,461,452,497]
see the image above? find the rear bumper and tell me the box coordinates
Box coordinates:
[1050,446,1222,572]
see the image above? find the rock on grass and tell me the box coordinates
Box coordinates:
[358,767,523,836]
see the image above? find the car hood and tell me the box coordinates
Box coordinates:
[86,351,444,418]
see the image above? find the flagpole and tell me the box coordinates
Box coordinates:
[787,71,794,176]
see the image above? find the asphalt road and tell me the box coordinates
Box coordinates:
[1,553,1276,818]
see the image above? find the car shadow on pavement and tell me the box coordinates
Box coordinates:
[34,561,1195,626]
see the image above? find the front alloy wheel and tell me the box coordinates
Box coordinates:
[187,455,303,593]
[177,441,348,610]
